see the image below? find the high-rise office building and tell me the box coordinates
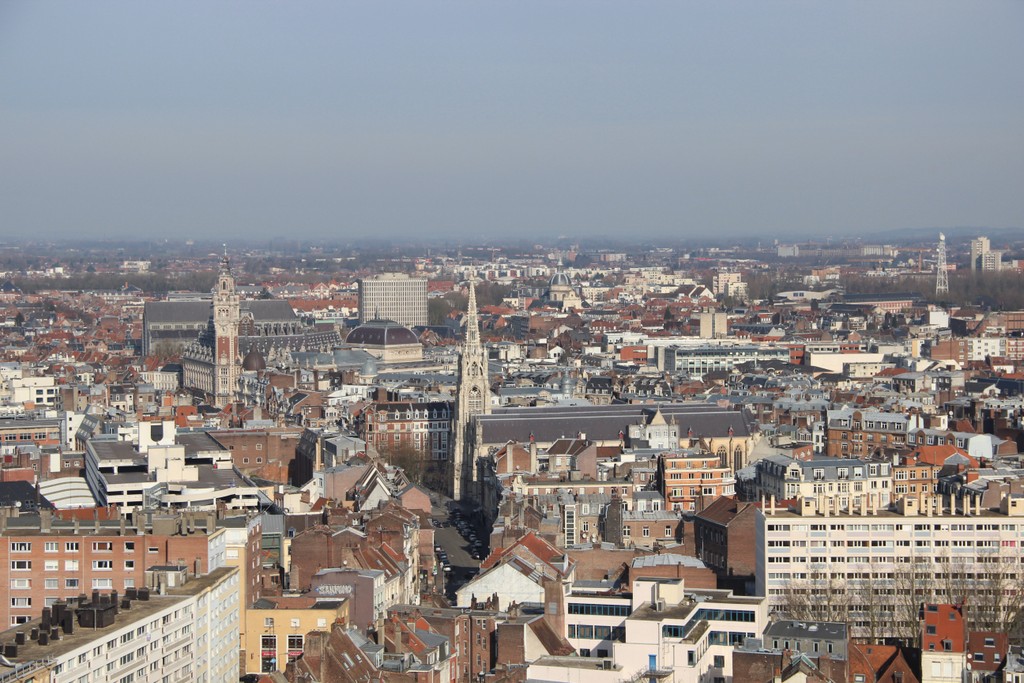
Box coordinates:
[358,273,428,327]
[970,236,989,271]
[970,236,1003,272]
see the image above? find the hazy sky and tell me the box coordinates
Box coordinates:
[1,1,1022,243]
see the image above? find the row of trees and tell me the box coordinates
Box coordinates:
[779,557,1024,645]
[15,271,216,295]
[843,271,1024,310]
[427,282,512,326]
[376,441,450,493]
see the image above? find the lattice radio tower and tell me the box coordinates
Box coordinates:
[935,233,949,295]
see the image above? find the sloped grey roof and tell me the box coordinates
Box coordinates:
[144,301,210,324]
[145,298,298,326]
[243,299,297,322]
[476,403,751,445]
[632,553,705,569]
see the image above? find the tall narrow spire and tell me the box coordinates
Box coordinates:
[452,278,490,501]
[465,281,480,348]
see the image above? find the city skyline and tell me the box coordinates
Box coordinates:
[1,1,1022,242]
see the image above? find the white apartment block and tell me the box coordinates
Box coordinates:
[0,566,240,683]
[967,336,1005,362]
[535,578,768,683]
[5,375,58,408]
[712,271,743,298]
[756,494,1024,640]
[357,273,427,327]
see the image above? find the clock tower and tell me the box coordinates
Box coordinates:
[212,253,241,407]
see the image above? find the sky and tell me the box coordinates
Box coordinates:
[1,1,1022,244]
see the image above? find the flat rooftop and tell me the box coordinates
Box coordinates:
[0,567,235,664]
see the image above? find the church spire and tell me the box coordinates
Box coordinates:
[465,281,480,348]
[452,279,490,502]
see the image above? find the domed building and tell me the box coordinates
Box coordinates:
[544,268,582,310]
[241,348,266,372]
[343,319,423,363]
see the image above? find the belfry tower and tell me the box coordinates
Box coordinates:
[452,282,490,500]
[212,253,241,407]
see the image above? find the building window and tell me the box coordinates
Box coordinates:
[44,542,58,553]
[261,635,278,673]
[10,542,30,552]
[642,527,650,537]
[287,634,304,662]
[65,542,79,552]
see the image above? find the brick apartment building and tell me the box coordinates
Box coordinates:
[0,509,257,628]
[658,450,735,512]
[388,604,501,681]
[930,337,968,365]
[361,398,453,465]
[211,426,304,483]
[693,495,758,590]
[0,418,62,450]
[825,408,924,457]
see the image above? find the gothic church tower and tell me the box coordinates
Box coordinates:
[213,254,241,407]
[452,282,490,500]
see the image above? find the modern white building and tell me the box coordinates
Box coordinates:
[535,578,768,683]
[661,344,790,377]
[85,440,266,511]
[756,493,1024,639]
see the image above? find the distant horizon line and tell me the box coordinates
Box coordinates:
[0,225,1022,250]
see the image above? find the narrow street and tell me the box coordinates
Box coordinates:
[429,496,483,601]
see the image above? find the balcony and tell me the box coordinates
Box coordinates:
[626,667,673,682]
